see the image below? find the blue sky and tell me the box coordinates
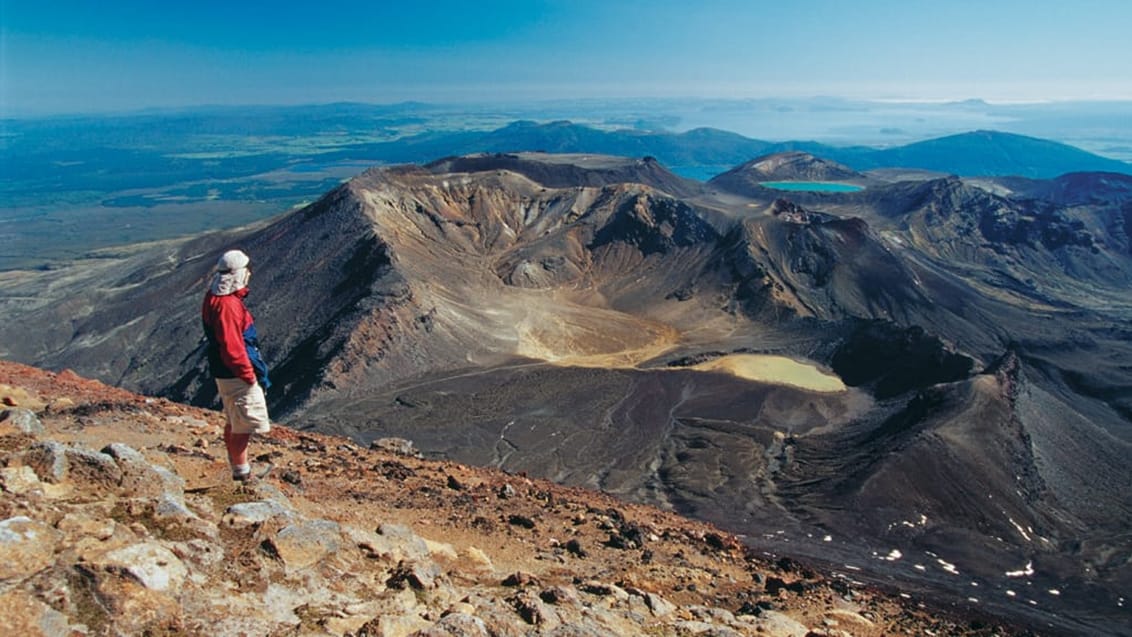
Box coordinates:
[2,0,1130,115]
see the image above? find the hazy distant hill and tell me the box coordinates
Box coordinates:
[863,130,1132,178]
[345,124,1132,180]
[332,120,774,173]
[3,105,1131,270]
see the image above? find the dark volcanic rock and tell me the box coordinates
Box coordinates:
[831,320,975,398]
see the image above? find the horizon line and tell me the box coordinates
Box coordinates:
[6,94,1132,120]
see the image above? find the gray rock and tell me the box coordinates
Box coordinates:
[388,559,445,591]
[578,580,630,602]
[100,441,147,464]
[25,441,122,488]
[755,610,811,637]
[103,443,185,498]
[640,590,677,617]
[0,589,78,636]
[243,481,292,507]
[0,516,60,581]
[269,518,343,570]
[365,522,432,563]
[0,466,42,495]
[68,446,123,488]
[543,625,608,637]
[23,441,68,483]
[169,538,226,570]
[1,408,44,435]
[538,585,580,606]
[411,612,490,637]
[359,610,432,637]
[89,541,188,592]
[671,621,745,637]
[688,604,739,624]
[509,589,560,629]
[153,492,198,520]
[370,436,421,457]
[222,500,293,529]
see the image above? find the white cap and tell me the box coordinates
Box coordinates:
[217,249,250,273]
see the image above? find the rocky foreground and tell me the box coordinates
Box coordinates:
[0,361,1032,636]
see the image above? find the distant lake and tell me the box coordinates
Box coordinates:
[670,165,733,181]
[760,181,864,192]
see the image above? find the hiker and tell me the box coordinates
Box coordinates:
[201,249,272,482]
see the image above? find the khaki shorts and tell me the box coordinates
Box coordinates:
[215,378,272,435]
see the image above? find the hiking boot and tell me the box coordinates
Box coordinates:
[233,462,274,483]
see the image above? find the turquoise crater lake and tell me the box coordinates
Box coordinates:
[760,181,864,192]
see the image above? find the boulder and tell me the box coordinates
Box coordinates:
[268,518,343,570]
[87,541,188,592]
[0,466,42,495]
[103,443,186,500]
[755,610,810,637]
[0,407,44,435]
[0,516,60,581]
[24,441,122,488]
[222,499,293,529]
[0,589,77,636]
[411,612,490,637]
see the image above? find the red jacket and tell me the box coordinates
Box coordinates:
[201,288,269,387]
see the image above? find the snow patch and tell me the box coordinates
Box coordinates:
[936,558,959,575]
[1005,561,1034,578]
[894,513,929,530]
[1007,517,1032,542]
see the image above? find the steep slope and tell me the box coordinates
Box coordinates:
[866,177,1130,292]
[989,172,1132,257]
[713,199,936,322]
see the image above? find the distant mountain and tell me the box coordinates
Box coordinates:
[337,120,774,171]
[354,124,1132,181]
[709,132,1132,180]
[862,130,1132,178]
